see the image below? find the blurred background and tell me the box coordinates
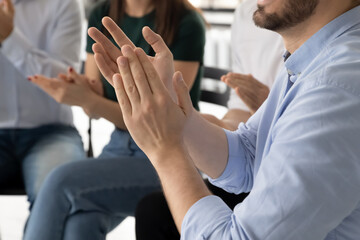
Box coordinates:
[0,0,241,239]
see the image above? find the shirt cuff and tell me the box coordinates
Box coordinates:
[1,27,33,63]
[181,195,233,239]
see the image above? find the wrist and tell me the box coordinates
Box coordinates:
[149,142,188,170]
[82,91,100,115]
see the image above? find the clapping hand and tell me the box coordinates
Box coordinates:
[113,45,194,163]
[88,17,176,100]
[28,68,103,110]
[221,73,269,114]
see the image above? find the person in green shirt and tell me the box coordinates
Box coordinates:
[23,0,205,239]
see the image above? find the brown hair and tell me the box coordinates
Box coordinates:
[107,0,204,46]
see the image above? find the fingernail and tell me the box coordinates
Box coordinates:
[69,67,73,72]
[27,77,32,81]
[34,75,38,79]
[176,72,183,82]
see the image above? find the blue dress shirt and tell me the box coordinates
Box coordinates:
[182,6,360,240]
[0,0,82,128]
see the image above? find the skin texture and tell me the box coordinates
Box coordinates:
[29,1,200,128]
[221,73,269,115]
[0,0,14,43]
[89,0,360,233]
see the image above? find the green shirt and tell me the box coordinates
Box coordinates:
[86,1,206,110]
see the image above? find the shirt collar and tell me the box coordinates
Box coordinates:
[284,5,360,79]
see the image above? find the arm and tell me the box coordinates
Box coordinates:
[183,85,360,239]
[1,0,82,77]
[202,109,251,131]
[88,19,235,178]
[0,0,13,44]
[174,61,199,89]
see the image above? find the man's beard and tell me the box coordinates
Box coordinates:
[253,0,319,32]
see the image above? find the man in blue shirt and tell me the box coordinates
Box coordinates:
[87,0,360,238]
[0,0,84,211]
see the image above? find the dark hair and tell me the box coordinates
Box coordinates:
[107,0,204,46]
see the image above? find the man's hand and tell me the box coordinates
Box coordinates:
[88,17,176,99]
[222,73,269,114]
[113,45,194,163]
[0,0,14,43]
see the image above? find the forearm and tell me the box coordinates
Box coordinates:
[84,94,126,129]
[221,109,251,130]
[153,145,212,231]
[185,110,229,179]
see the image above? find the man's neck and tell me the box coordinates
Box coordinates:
[280,1,358,54]
[125,0,154,17]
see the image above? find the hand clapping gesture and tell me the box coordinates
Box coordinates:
[113,45,194,162]
[222,73,270,114]
[88,18,196,162]
[28,68,103,117]
[88,17,176,100]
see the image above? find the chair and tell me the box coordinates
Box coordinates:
[200,66,230,107]
[0,177,26,195]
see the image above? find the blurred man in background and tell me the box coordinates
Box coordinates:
[0,0,84,214]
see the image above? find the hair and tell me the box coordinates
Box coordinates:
[107,0,203,46]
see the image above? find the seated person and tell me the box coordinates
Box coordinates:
[135,1,284,238]
[86,0,360,238]
[0,0,84,211]
[24,0,206,239]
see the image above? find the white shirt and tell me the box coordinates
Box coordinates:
[227,0,285,111]
[0,0,83,128]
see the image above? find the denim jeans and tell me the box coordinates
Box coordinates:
[0,124,85,207]
[24,129,161,240]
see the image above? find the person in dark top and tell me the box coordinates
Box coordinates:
[23,0,205,239]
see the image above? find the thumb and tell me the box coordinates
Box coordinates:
[67,67,82,84]
[173,71,192,115]
[142,26,172,57]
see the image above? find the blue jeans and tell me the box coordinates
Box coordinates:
[24,129,161,240]
[0,124,85,206]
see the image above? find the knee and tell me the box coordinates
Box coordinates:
[40,162,81,195]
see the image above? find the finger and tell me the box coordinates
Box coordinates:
[173,71,192,115]
[121,45,152,99]
[102,17,136,49]
[235,87,256,113]
[94,53,116,86]
[58,73,73,83]
[134,47,166,94]
[67,67,85,84]
[142,27,172,58]
[92,43,119,74]
[88,27,122,62]
[29,75,62,94]
[117,56,140,106]
[113,73,132,116]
